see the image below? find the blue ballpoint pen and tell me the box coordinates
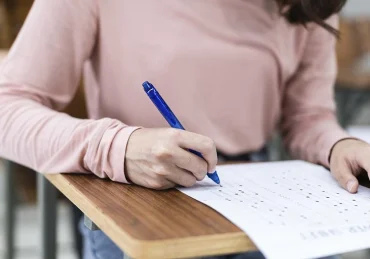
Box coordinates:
[142,81,220,185]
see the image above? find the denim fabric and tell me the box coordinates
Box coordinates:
[79,219,123,259]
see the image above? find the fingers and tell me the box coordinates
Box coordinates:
[150,163,197,188]
[137,175,176,190]
[173,130,218,173]
[135,128,216,189]
[331,160,359,193]
[173,148,208,181]
[165,166,197,187]
[355,149,370,181]
[155,180,176,190]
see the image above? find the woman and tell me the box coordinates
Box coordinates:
[0,0,368,258]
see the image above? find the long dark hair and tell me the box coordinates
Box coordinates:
[277,0,347,36]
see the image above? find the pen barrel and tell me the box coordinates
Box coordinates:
[189,149,203,158]
[146,89,185,129]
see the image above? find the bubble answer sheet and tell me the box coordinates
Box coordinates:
[178,161,370,259]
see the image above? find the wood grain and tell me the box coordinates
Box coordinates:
[46,173,257,259]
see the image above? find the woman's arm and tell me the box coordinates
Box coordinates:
[0,0,137,182]
[281,15,350,168]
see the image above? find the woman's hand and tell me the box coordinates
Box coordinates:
[330,139,370,193]
[125,128,217,190]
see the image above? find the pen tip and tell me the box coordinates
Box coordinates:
[208,171,220,185]
[142,81,154,92]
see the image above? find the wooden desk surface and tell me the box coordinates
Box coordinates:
[46,174,256,259]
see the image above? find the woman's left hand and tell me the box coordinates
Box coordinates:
[330,139,370,193]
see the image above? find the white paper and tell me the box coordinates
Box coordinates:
[178,161,370,259]
[348,126,370,143]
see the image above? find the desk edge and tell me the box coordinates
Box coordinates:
[45,173,257,258]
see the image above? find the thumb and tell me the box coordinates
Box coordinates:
[331,164,359,193]
[345,177,359,194]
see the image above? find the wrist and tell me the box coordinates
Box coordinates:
[110,126,141,183]
[123,127,144,183]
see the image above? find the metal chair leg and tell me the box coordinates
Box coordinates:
[37,174,57,259]
[4,160,15,259]
[84,215,99,231]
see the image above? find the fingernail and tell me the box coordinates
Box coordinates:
[208,167,216,174]
[347,180,356,192]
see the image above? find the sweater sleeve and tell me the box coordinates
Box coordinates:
[281,16,350,168]
[0,0,137,183]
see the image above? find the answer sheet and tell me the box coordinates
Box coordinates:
[178,161,370,259]
[348,126,370,143]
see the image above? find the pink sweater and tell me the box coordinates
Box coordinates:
[0,0,349,183]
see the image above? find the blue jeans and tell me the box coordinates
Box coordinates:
[80,219,123,259]
[79,149,338,259]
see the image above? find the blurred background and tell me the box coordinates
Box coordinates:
[0,0,368,259]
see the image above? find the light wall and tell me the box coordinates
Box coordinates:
[342,0,370,17]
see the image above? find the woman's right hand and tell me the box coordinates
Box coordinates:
[125,128,218,190]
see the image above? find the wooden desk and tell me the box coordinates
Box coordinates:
[46,174,256,259]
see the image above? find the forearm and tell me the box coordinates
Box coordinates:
[283,112,349,167]
[0,90,137,183]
